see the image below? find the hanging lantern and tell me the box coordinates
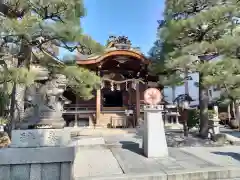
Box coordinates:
[101,81,105,89]
[132,81,136,90]
[111,81,114,91]
[116,83,120,91]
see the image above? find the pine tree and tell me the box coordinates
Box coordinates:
[160,0,237,138]
[204,23,240,128]
[149,20,184,103]
[0,0,104,129]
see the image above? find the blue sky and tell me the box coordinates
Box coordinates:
[59,0,164,59]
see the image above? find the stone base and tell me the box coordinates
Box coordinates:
[0,147,74,180]
[10,129,71,148]
[209,120,220,134]
[16,119,66,129]
[143,109,168,158]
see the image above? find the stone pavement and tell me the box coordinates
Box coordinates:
[69,127,136,137]
[73,140,240,180]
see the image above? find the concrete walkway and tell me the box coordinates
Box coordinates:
[73,142,240,180]
[70,128,240,179]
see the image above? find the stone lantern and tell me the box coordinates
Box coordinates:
[209,104,220,135]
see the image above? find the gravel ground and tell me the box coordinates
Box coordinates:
[130,128,240,148]
[70,127,240,148]
[165,130,238,147]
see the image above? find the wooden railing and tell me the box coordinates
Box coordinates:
[63,104,96,111]
[63,103,146,113]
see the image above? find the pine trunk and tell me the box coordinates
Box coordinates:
[9,83,17,131]
[230,101,235,120]
[199,73,209,138]
[9,41,31,131]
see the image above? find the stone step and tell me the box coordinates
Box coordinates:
[98,113,127,127]
[75,167,240,180]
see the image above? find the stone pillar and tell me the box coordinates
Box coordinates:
[96,89,101,125]
[135,83,140,126]
[176,116,179,124]
[143,105,168,158]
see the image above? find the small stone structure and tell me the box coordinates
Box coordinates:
[10,129,71,148]
[0,146,74,180]
[3,127,74,180]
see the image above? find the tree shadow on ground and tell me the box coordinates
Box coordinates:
[119,141,144,156]
[212,152,240,161]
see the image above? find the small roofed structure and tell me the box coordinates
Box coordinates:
[63,36,161,128]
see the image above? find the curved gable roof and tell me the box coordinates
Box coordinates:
[76,50,150,65]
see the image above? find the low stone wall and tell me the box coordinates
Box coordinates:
[0,146,75,180]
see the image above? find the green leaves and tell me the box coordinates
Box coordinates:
[0,0,105,101]
[1,0,104,56]
[9,67,36,85]
[215,35,240,56]
[62,66,101,100]
[159,72,184,87]
[0,67,36,86]
[150,0,240,106]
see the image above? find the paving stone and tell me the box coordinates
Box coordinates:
[181,146,240,167]
[104,134,142,146]
[166,167,240,180]
[76,172,167,180]
[110,146,220,174]
[73,145,240,180]
[73,147,123,178]
[69,137,105,146]
[168,148,218,169]
[110,147,184,174]
[72,131,240,179]
[75,167,240,180]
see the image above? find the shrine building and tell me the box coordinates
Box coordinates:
[63,36,161,128]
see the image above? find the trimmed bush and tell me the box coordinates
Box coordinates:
[187,109,215,129]
[187,109,199,129]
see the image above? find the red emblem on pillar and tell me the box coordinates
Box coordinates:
[144,88,162,105]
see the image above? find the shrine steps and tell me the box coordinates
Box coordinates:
[98,113,127,128]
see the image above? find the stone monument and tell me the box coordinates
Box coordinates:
[209,105,220,137]
[143,88,168,158]
[11,66,71,148]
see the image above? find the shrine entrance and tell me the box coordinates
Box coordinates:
[103,90,123,107]
[63,36,160,128]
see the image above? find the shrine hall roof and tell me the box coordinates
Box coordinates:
[76,35,150,65]
[76,49,150,65]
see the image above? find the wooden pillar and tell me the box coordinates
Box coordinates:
[96,89,101,125]
[128,86,132,106]
[145,67,149,90]
[135,82,140,126]
[96,66,101,126]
